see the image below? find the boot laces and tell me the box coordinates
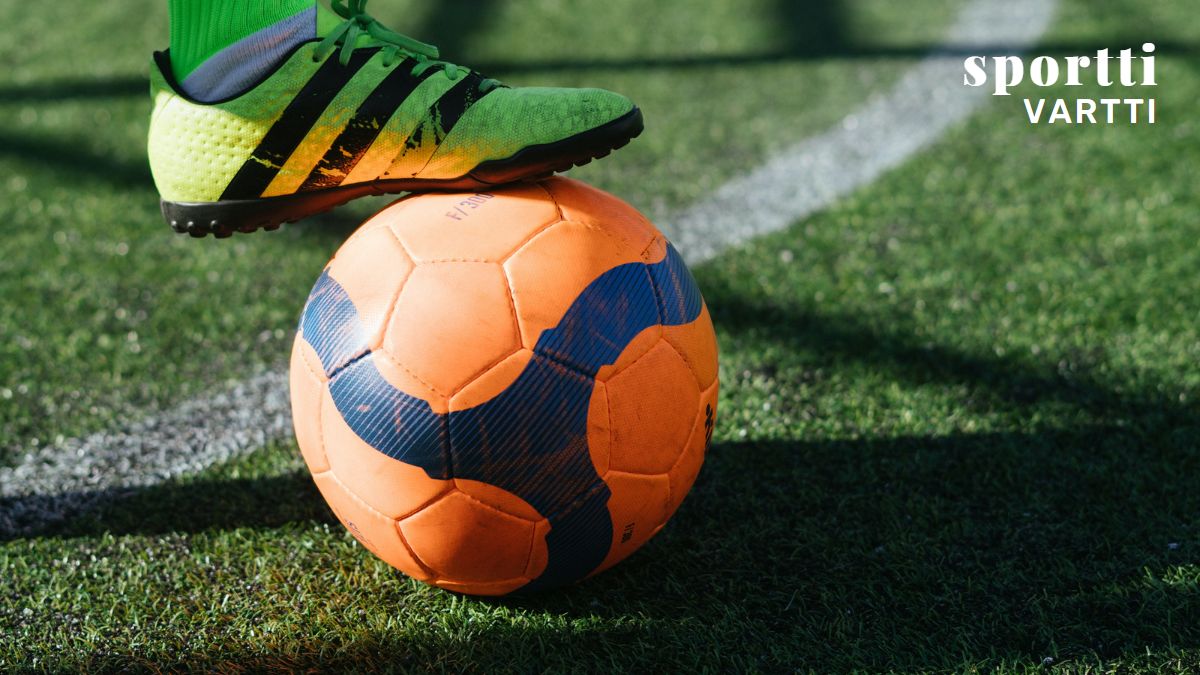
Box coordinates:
[314,0,500,91]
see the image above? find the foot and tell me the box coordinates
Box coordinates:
[148,0,643,238]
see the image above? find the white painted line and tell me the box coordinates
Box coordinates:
[668,0,1056,264]
[0,371,291,535]
[0,0,1057,537]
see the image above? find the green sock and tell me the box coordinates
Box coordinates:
[168,0,317,83]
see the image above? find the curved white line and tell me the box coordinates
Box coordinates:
[668,0,1057,264]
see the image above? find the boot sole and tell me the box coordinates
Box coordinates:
[161,107,644,238]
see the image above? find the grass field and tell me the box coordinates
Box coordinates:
[3,0,1200,671]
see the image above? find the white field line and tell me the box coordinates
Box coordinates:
[0,372,292,535]
[668,0,1056,262]
[0,0,1056,537]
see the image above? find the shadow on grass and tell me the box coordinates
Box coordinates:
[0,130,152,189]
[66,612,653,672]
[492,431,1200,669]
[0,470,335,542]
[412,0,503,63]
[33,429,1199,670]
[14,374,1200,669]
[698,272,1200,428]
[0,76,147,103]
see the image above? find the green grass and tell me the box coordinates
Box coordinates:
[4,0,1200,671]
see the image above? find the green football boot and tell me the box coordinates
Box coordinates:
[149,0,643,237]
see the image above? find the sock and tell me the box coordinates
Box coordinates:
[168,0,319,102]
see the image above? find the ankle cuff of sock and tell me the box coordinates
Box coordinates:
[168,0,316,83]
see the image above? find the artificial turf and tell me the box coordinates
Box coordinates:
[3,0,1200,671]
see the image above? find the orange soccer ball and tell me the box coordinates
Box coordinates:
[289,177,718,595]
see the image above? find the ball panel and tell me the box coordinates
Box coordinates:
[661,303,719,390]
[290,337,329,474]
[452,478,551,583]
[338,207,392,240]
[605,341,701,476]
[667,379,718,520]
[593,324,663,384]
[638,235,669,265]
[369,347,449,415]
[593,471,670,575]
[311,470,433,582]
[524,519,552,581]
[321,384,452,520]
[399,489,536,584]
[452,477,543,523]
[324,226,414,352]
[586,380,611,478]
[384,184,559,263]
[539,178,658,255]
[293,328,330,387]
[447,348,533,413]
[384,262,519,399]
[504,219,649,351]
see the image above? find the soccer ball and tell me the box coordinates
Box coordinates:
[289,177,718,595]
